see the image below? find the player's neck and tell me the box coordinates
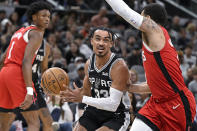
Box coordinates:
[31,23,45,32]
[95,52,111,69]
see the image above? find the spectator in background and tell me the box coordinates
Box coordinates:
[74,63,85,88]
[177,28,190,50]
[91,6,109,27]
[188,67,197,102]
[75,34,92,59]
[184,44,196,68]
[186,23,197,40]
[47,33,59,49]
[126,44,142,69]
[0,10,6,22]
[171,16,181,32]
[1,18,15,52]
[68,57,85,83]
[73,63,86,119]
[111,33,127,57]
[9,11,20,29]
[126,33,137,54]
[177,50,189,80]
[185,67,194,87]
[79,21,90,38]
[47,96,73,131]
[65,41,85,65]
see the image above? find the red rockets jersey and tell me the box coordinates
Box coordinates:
[142,26,186,99]
[4,26,37,66]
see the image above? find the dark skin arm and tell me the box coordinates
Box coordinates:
[60,59,92,102]
[129,82,151,94]
[60,59,130,103]
[20,29,44,110]
[0,49,7,71]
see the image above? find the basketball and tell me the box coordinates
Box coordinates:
[41,67,69,95]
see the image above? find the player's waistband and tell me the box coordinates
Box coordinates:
[4,62,21,67]
[152,88,189,103]
[152,93,180,103]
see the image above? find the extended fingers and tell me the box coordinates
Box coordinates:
[73,82,79,89]
[19,102,31,110]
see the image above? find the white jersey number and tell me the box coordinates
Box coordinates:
[32,64,37,73]
[94,88,109,98]
[8,41,15,59]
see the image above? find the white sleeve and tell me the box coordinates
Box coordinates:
[82,87,123,112]
[105,0,143,29]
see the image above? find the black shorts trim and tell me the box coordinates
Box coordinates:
[136,113,160,131]
[34,84,47,109]
[79,107,130,131]
[0,107,13,112]
[0,103,38,113]
[178,90,192,130]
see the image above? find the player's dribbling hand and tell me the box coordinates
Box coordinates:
[60,82,83,103]
[19,94,33,110]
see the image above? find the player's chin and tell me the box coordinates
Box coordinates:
[96,51,106,57]
[43,23,49,29]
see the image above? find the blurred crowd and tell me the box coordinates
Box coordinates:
[0,0,197,130]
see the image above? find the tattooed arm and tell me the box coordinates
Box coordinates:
[105,0,165,51]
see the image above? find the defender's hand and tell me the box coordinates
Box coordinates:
[60,83,83,103]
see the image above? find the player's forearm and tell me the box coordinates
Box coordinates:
[0,54,6,70]
[129,82,151,94]
[0,49,8,70]
[22,59,33,87]
[105,0,143,30]
[82,88,123,112]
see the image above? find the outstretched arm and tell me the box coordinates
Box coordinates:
[105,0,160,33]
[61,59,130,112]
[129,82,151,94]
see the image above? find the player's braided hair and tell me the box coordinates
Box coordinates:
[26,1,52,22]
[88,27,118,44]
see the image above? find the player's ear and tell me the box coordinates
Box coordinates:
[146,15,151,19]
[32,14,37,22]
[90,38,94,46]
[110,41,113,48]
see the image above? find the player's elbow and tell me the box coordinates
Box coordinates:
[107,99,121,112]
[110,103,120,112]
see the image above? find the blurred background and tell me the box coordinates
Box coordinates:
[0,0,197,131]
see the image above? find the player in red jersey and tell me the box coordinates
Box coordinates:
[0,2,51,131]
[105,0,196,131]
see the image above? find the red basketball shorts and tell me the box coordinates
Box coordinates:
[0,65,30,109]
[137,90,196,131]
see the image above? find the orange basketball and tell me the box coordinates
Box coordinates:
[41,67,69,95]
